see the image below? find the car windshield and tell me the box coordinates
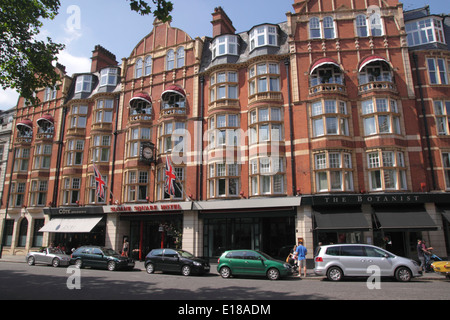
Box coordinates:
[102,248,119,256]
[257,251,274,260]
[48,248,64,254]
[177,250,194,258]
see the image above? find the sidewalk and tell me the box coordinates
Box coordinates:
[1,254,447,281]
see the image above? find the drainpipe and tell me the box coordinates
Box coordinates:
[198,76,205,201]
[109,94,120,204]
[52,106,68,206]
[285,58,297,196]
[413,53,436,191]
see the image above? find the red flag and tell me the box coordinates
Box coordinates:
[164,156,176,196]
[93,164,106,200]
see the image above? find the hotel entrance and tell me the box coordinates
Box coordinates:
[125,214,183,260]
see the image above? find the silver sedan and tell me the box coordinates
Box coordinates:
[26,247,71,267]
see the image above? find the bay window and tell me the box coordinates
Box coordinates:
[314,151,353,192]
[361,98,401,136]
[367,150,407,191]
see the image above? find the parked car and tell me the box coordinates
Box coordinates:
[217,249,293,280]
[314,244,422,282]
[70,246,135,271]
[26,247,71,267]
[145,248,210,276]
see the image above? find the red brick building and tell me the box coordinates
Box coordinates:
[1,1,448,262]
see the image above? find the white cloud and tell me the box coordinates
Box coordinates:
[0,88,19,110]
[56,50,91,75]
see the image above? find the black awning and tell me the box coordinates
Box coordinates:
[374,211,438,231]
[314,212,371,231]
[442,211,450,223]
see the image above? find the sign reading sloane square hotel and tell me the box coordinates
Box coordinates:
[104,202,193,214]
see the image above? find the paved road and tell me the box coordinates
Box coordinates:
[0,261,448,301]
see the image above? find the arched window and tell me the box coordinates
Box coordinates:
[135,58,143,78]
[356,14,368,37]
[166,50,175,70]
[144,56,152,76]
[323,16,335,39]
[177,47,185,68]
[310,17,321,39]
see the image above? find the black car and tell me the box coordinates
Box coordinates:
[145,248,210,276]
[70,246,135,271]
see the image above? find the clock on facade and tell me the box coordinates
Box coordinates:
[140,142,155,163]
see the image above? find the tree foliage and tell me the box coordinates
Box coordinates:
[0,0,173,106]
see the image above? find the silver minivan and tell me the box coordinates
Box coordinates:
[314,244,422,282]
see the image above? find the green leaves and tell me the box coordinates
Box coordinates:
[1,0,173,107]
[0,0,64,106]
[128,0,173,21]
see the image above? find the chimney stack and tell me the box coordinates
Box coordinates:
[91,45,118,73]
[211,7,235,37]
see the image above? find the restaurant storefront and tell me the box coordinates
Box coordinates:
[304,193,445,260]
[41,207,106,253]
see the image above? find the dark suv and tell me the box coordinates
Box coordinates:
[70,246,135,271]
[145,249,210,276]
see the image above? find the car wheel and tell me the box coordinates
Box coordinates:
[181,265,191,276]
[52,258,60,268]
[74,259,83,269]
[27,256,35,266]
[146,263,155,274]
[395,267,412,282]
[107,261,116,271]
[327,266,343,281]
[219,266,232,278]
[267,268,280,280]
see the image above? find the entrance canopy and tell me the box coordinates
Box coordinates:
[314,212,371,231]
[374,211,438,231]
[39,216,103,233]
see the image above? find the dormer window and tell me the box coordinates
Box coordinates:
[100,68,118,86]
[211,35,238,59]
[406,18,446,47]
[249,25,278,51]
[75,75,93,93]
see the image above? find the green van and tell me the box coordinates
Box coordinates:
[217,250,293,280]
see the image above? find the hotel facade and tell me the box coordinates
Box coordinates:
[1,0,449,263]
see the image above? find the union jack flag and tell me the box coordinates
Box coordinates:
[164,156,177,196]
[93,164,106,200]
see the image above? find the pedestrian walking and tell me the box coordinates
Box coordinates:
[294,240,307,278]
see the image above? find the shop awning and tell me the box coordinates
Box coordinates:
[358,55,389,72]
[314,212,371,231]
[373,211,438,231]
[442,211,450,223]
[39,216,103,233]
[310,57,340,75]
[162,84,186,100]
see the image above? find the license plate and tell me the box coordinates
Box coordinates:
[205,266,210,270]
[128,263,134,266]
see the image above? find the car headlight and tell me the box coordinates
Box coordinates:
[193,261,202,266]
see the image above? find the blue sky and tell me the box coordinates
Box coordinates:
[1,0,449,109]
